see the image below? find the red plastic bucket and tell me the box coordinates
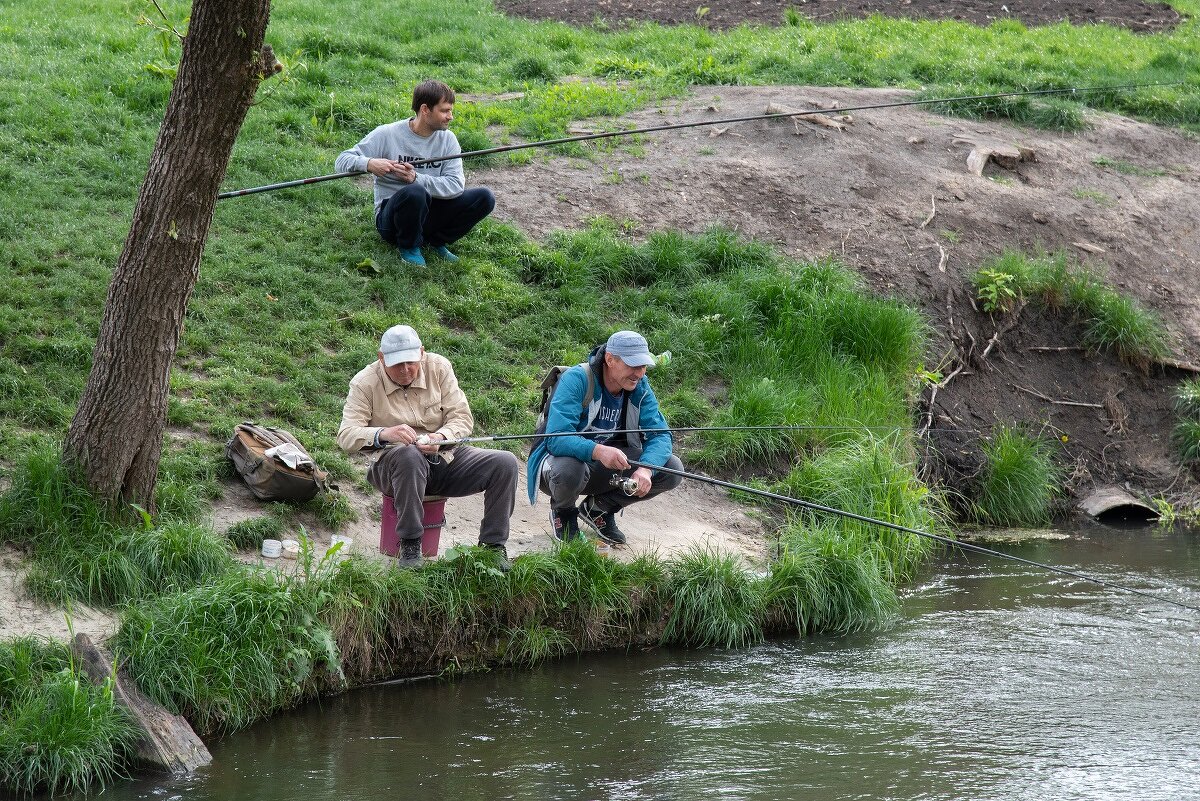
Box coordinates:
[380,495,446,558]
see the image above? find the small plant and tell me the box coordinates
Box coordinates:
[939,229,961,244]
[974,427,1060,527]
[1091,155,1166,178]
[974,268,1018,313]
[1071,187,1115,206]
[784,6,805,26]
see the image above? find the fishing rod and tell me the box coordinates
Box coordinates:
[217,80,1184,199]
[627,459,1200,614]
[395,423,966,448]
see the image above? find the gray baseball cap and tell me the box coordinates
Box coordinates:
[606,330,656,368]
[379,325,423,366]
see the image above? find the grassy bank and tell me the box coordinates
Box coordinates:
[3,0,1196,794]
[111,533,925,736]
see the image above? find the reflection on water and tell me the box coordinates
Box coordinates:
[99,523,1199,801]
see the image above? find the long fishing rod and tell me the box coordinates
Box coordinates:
[413,424,964,447]
[628,459,1200,614]
[217,80,1183,199]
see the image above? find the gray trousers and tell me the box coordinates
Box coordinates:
[539,446,684,514]
[368,445,518,546]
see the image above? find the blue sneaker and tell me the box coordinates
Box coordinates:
[431,245,459,263]
[398,246,426,266]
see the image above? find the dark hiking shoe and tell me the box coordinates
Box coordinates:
[579,497,627,545]
[482,543,511,573]
[397,538,423,569]
[549,506,582,541]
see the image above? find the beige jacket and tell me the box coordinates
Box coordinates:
[336,354,474,461]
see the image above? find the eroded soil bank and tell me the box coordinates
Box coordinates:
[472,85,1200,506]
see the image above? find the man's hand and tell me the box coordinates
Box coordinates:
[630,467,653,497]
[380,424,418,446]
[366,158,417,183]
[416,432,445,455]
[592,444,630,471]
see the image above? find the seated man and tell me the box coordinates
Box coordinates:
[337,324,518,569]
[526,330,684,544]
[335,79,494,267]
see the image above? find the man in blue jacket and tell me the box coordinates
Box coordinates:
[526,331,684,544]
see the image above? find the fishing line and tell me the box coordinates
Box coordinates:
[628,459,1200,614]
[217,80,1185,199]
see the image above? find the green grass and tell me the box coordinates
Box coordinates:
[0,637,139,797]
[971,249,1172,370]
[0,446,235,607]
[662,547,765,649]
[1172,378,1200,464]
[974,426,1060,526]
[1091,154,1169,177]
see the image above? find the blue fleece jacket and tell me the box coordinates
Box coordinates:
[526,356,673,504]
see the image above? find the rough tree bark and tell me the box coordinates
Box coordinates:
[65,0,275,507]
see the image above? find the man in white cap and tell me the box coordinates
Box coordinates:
[337,324,518,569]
[526,330,683,544]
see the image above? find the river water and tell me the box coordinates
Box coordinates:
[100,523,1199,801]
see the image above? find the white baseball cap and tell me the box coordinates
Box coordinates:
[379,325,423,366]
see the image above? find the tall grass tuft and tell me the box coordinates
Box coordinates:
[972,249,1171,371]
[1172,378,1200,464]
[113,568,343,734]
[0,446,233,606]
[663,547,764,649]
[0,637,139,797]
[974,426,1060,527]
[764,526,900,635]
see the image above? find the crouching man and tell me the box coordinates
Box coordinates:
[337,324,518,569]
[527,330,684,544]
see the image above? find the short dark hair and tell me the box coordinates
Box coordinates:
[412,80,454,113]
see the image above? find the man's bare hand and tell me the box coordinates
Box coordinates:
[630,467,653,497]
[592,444,630,471]
[381,424,418,445]
[366,158,417,183]
[416,433,445,455]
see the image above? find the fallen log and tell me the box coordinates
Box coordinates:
[72,633,212,774]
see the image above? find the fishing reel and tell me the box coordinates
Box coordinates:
[609,475,639,496]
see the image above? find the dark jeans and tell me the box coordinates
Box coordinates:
[368,444,518,546]
[375,184,495,249]
[539,446,684,514]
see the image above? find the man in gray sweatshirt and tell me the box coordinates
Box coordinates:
[335,80,494,267]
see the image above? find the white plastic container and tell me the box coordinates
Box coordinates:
[280,539,300,560]
[261,539,282,558]
[330,534,354,553]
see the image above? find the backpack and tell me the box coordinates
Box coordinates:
[224,421,330,502]
[531,363,593,450]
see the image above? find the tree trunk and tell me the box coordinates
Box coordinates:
[65,0,274,507]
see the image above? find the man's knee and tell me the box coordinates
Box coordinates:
[474,187,495,214]
[543,456,588,499]
[370,445,426,488]
[654,456,685,492]
[488,450,519,486]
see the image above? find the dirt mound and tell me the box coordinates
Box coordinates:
[474,85,1200,505]
[497,0,1183,32]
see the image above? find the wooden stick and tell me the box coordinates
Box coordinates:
[1013,383,1104,408]
[919,194,937,229]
